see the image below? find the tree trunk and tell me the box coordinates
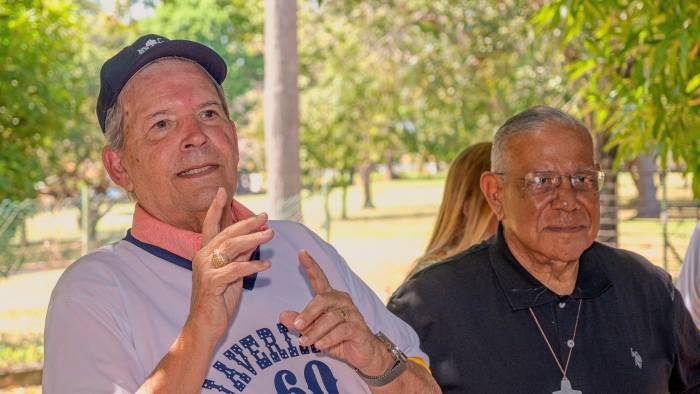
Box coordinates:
[347,167,355,185]
[339,167,351,220]
[264,0,302,222]
[631,152,660,218]
[341,184,348,220]
[88,198,101,244]
[359,163,375,209]
[76,195,115,247]
[384,149,397,180]
[20,218,27,247]
[322,183,331,240]
[596,133,618,246]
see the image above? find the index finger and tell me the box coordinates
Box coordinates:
[201,187,227,245]
[299,250,332,294]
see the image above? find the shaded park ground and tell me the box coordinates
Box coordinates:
[0,174,698,392]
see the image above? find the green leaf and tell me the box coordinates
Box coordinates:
[650,40,670,80]
[680,31,689,79]
[651,111,666,139]
[685,72,700,94]
[567,58,596,81]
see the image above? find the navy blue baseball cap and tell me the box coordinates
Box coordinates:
[96,34,227,133]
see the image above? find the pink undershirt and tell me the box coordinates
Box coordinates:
[130,200,255,261]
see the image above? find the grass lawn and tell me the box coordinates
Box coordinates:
[0,173,697,381]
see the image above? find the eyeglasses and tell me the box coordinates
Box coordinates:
[494,170,605,195]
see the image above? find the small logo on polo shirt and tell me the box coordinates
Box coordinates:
[137,38,164,55]
[630,347,643,369]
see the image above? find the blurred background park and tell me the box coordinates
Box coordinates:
[1,0,699,391]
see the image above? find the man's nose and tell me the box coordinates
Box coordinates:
[551,176,578,211]
[180,116,208,150]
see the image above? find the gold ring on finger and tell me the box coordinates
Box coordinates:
[212,249,229,268]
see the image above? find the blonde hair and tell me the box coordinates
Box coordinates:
[411,142,493,274]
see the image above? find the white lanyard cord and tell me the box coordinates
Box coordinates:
[528,298,583,378]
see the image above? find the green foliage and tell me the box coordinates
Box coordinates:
[29,7,132,239]
[298,0,568,175]
[535,0,700,195]
[0,0,89,200]
[0,199,34,277]
[0,333,43,369]
[139,0,264,120]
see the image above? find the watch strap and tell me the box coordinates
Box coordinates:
[355,332,408,386]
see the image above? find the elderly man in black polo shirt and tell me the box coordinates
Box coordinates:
[388,106,700,393]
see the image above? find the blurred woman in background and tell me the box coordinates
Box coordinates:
[407,141,497,277]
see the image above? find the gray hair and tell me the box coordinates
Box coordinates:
[491,105,591,172]
[104,56,230,151]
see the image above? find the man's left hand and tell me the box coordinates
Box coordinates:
[279,250,393,376]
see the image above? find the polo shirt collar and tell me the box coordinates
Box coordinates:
[125,200,260,290]
[130,200,255,261]
[489,223,612,311]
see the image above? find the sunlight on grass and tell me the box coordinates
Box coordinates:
[0,387,41,394]
[0,334,43,370]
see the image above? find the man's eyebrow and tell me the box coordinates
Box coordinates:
[198,100,223,109]
[147,110,169,119]
[145,101,222,118]
[530,166,597,173]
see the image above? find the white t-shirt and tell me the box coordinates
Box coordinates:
[677,222,700,328]
[43,220,427,393]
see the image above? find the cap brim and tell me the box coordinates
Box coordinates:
[129,39,227,86]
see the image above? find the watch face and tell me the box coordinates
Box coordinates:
[376,332,407,361]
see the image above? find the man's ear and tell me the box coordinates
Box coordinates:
[229,119,240,156]
[480,172,505,221]
[230,120,239,143]
[102,146,134,192]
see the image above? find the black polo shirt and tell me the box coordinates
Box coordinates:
[388,226,700,393]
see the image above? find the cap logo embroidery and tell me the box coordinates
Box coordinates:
[137,38,164,55]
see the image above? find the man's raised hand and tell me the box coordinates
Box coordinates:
[279,250,393,376]
[189,187,274,339]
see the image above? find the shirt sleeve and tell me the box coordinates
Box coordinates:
[307,228,430,367]
[676,223,700,328]
[43,260,143,394]
[669,286,700,393]
[387,272,445,372]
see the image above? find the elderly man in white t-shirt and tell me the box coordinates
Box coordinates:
[42,34,439,394]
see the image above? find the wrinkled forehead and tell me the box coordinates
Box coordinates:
[504,122,595,173]
[121,57,215,98]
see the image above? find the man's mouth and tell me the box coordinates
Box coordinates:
[177,165,218,177]
[546,225,586,233]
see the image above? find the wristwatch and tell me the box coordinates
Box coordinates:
[355,331,408,386]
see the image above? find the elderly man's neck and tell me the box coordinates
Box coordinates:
[154,210,207,233]
[138,203,233,234]
[504,230,579,296]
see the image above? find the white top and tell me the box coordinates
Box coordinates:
[43,220,427,393]
[676,222,700,328]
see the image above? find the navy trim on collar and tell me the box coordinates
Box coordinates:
[489,223,611,310]
[124,229,258,290]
